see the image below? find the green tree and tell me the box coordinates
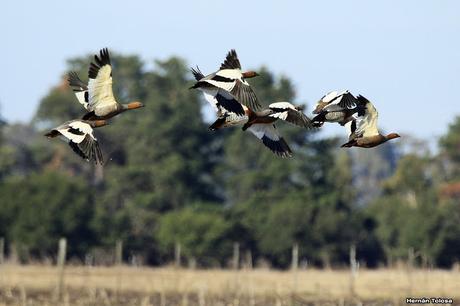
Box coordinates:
[156,206,233,266]
[368,155,441,266]
[439,116,460,179]
[0,171,95,260]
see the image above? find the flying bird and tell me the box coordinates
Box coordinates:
[45,120,107,164]
[311,90,360,127]
[209,102,314,158]
[341,95,400,148]
[68,48,144,121]
[190,50,260,115]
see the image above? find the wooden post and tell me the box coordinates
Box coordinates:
[349,244,357,296]
[9,242,18,264]
[182,292,189,306]
[408,247,415,270]
[0,237,4,265]
[198,288,205,306]
[245,250,253,270]
[232,242,240,270]
[160,289,166,306]
[407,247,415,295]
[115,240,123,266]
[57,238,67,300]
[291,243,299,295]
[175,242,181,268]
[115,240,123,302]
[291,243,299,271]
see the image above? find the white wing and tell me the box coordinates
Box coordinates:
[354,96,379,137]
[199,87,246,116]
[56,121,92,144]
[204,70,240,93]
[87,48,117,113]
[268,102,313,128]
[247,124,292,158]
[201,88,220,112]
[324,90,357,110]
[321,91,339,103]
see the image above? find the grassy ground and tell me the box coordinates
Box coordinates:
[0,264,459,305]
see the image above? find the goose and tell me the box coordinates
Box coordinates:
[190,49,260,115]
[242,102,314,131]
[209,102,313,158]
[68,48,144,120]
[311,90,360,127]
[45,119,107,164]
[341,95,400,148]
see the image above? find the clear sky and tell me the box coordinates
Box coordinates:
[1,0,459,143]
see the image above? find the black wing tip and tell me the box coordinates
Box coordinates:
[69,134,104,165]
[44,130,59,138]
[190,66,205,81]
[88,48,111,79]
[262,135,293,158]
[356,94,370,105]
[68,141,87,160]
[220,49,241,70]
[97,48,111,65]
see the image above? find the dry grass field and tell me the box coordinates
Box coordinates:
[0,264,459,305]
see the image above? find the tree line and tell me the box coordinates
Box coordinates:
[0,51,459,268]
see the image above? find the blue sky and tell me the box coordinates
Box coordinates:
[1,0,459,143]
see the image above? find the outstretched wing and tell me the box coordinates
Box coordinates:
[353,95,379,137]
[200,87,246,116]
[68,71,89,110]
[219,49,241,70]
[230,79,260,111]
[247,124,292,158]
[87,48,117,111]
[334,91,358,109]
[314,90,357,114]
[68,134,103,164]
[268,102,314,129]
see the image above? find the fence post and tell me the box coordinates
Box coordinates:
[115,239,123,266]
[57,238,67,300]
[245,250,253,270]
[291,243,299,295]
[349,244,357,296]
[407,247,415,295]
[232,242,240,270]
[0,237,4,265]
[175,242,181,268]
[291,243,299,271]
